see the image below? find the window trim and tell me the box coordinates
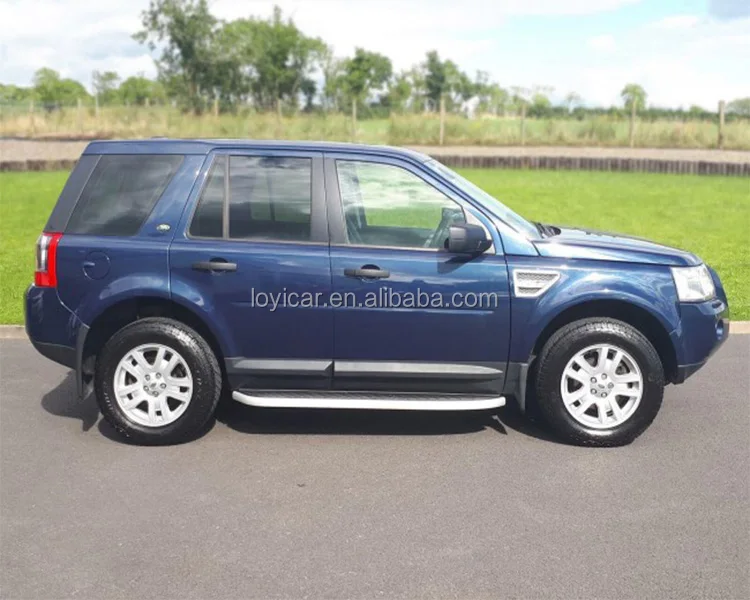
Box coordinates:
[185,150,328,246]
[323,154,495,255]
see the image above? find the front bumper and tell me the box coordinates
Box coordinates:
[671,291,729,384]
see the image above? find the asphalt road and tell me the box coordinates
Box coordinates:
[1,337,748,600]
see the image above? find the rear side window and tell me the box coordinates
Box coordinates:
[66,155,182,236]
[189,155,312,242]
[229,156,312,242]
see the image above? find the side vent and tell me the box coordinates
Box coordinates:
[512,269,561,298]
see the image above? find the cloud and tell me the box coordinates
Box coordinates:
[0,0,747,111]
[708,0,750,20]
[588,34,617,51]
[649,15,701,30]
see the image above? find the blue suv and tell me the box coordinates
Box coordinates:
[26,140,729,446]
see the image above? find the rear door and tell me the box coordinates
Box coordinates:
[169,149,333,391]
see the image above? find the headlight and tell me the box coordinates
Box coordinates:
[671,264,715,302]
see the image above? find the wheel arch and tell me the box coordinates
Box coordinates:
[530,299,678,383]
[81,296,227,391]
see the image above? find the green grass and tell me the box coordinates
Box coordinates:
[0,172,69,324]
[457,169,749,319]
[0,170,748,324]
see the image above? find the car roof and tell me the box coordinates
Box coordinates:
[83,138,431,163]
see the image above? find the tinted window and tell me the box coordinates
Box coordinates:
[66,155,182,236]
[190,156,225,238]
[336,161,465,249]
[229,156,312,242]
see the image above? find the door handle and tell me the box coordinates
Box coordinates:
[344,266,390,279]
[192,260,238,273]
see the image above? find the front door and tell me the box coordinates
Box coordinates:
[170,150,333,390]
[325,154,511,395]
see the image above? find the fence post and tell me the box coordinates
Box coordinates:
[629,100,636,148]
[520,102,526,146]
[351,99,357,141]
[77,97,83,133]
[439,95,446,146]
[213,96,219,118]
[718,100,725,150]
[94,95,99,118]
[29,99,35,135]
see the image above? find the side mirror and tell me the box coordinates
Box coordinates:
[447,224,492,254]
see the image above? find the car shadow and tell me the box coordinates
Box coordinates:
[40,373,562,444]
[39,370,215,445]
[40,371,99,432]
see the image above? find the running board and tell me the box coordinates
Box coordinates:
[232,391,505,411]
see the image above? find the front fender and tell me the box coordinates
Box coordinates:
[507,257,679,363]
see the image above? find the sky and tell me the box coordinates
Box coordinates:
[0,0,748,109]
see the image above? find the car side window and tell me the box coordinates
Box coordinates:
[190,156,225,238]
[229,156,312,242]
[66,154,182,236]
[189,155,313,242]
[335,160,465,249]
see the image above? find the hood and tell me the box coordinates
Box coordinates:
[533,226,701,267]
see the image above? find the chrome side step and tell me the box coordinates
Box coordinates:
[232,391,505,411]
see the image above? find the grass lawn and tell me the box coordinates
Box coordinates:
[0,169,747,324]
[460,169,749,320]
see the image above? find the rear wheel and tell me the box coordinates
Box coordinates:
[95,318,222,445]
[533,318,664,446]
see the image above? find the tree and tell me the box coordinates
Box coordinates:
[219,7,325,116]
[300,78,317,112]
[32,68,89,106]
[320,48,345,112]
[383,71,413,114]
[134,0,220,113]
[621,83,647,147]
[727,97,750,117]
[341,48,392,129]
[620,83,647,112]
[119,75,165,105]
[528,86,554,117]
[0,84,33,103]
[92,71,121,105]
[477,83,509,115]
[564,91,582,113]
[422,51,472,144]
[406,66,427,113]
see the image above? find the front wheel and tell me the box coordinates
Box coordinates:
[95,317,222,445]
[533,318,664,447]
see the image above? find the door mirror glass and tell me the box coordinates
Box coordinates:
[447,224,492,254]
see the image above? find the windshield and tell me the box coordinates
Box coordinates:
[424,159,538,239]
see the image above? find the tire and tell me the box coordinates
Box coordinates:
[533,318,664,447]
[95,317,222,445]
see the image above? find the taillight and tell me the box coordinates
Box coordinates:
[34,232,63,288]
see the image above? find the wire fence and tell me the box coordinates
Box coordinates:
[1,102,748,150]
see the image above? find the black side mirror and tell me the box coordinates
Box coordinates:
[447,224,492,254]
